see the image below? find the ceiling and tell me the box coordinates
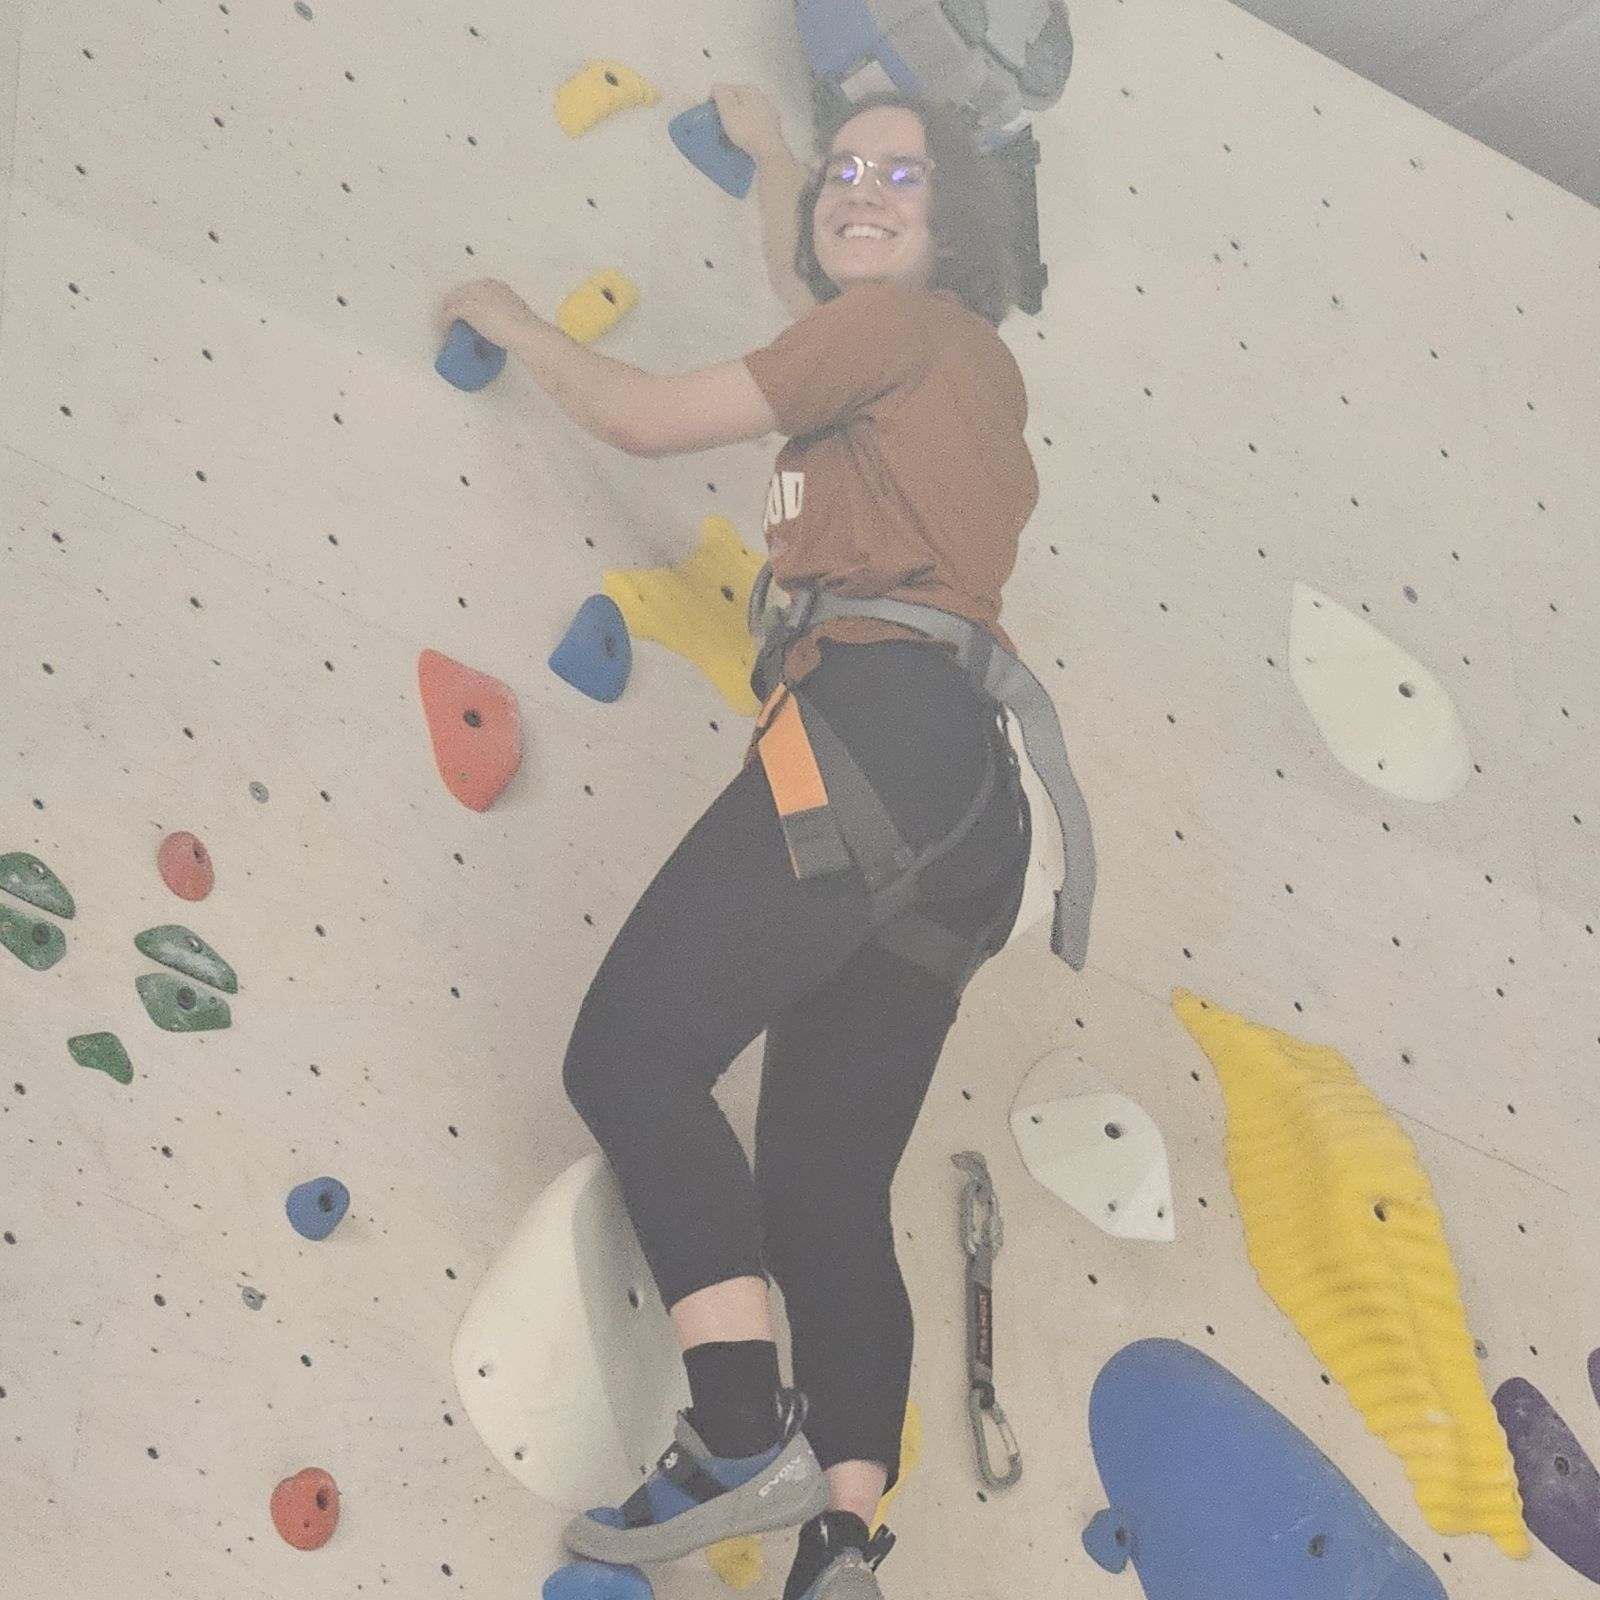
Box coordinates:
[1225,0,1600,208]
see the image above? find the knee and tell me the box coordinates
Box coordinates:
[757,1169,893,1275]
[560,1032,597,1118]
[561,989,690,1129]
[560,992,623,1122]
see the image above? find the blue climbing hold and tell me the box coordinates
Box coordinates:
[543,1558,653,1599]
[669,100,755,200]
[1084,1339,1448,1599]
[550,594,632,703]
[286,1177,350,1241]
[436,318,508,392]
[1083,1507,1138,1571]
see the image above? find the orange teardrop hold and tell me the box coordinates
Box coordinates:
[270,1466,340,1551]
[157,831,214,901]
[417,649,524,812]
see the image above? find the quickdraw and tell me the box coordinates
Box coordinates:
[954,1151,1022,1490]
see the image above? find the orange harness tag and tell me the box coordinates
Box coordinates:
[753,686,853,881]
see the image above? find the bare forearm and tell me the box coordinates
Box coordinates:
[502,313,644,450]
[752,143,817,315]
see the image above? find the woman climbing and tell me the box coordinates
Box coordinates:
[440,79,1089,1600]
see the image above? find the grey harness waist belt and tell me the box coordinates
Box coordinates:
[748,565,1095,973]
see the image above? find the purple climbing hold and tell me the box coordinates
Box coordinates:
[1493,1376,1600,1582]
[1589,1348,1599,1411]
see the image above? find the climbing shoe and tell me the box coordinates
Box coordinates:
[561,1386,830,1566]
[785,1511,898,1599]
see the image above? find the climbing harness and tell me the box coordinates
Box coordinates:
[748,563,1097,977]
[954,1151,1022,1490]
[748,669,1017,999]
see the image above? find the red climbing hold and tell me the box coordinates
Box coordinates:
[271,1466,340,1550]
[157,832,214,901]
[417,648,523,812]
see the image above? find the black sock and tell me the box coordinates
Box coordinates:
[783,1511,870,1600]
[682,1339,782,1457]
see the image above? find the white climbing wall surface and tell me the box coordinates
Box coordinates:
[1,1,1597,1597]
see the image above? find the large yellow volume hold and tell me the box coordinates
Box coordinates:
[603,517,765,715]
[553,61,661,137]
[1171,989,1529,1558]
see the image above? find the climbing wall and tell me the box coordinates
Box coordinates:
[2,1,1597,1598]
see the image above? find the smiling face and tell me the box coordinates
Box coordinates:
[811,105,937,293]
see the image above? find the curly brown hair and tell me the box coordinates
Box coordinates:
[793,90,1027,327]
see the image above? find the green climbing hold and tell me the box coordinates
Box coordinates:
[0,852,76,919]
[134,925,239,994]
[69,1033,134,1085]
[0,903,66,971]
[136,973,232,1033]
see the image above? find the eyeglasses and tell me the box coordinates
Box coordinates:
[819,153,936,191]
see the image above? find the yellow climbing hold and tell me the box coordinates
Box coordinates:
[603,517,764,714]
[1171,989,1528,1557]
[556,269,638,346]
[702,1399,921,1590]
[705,1533,764,1590]
[870,1398,922,1534]
[553,61,661,137]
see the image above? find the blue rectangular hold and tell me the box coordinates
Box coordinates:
[669,100,756,200]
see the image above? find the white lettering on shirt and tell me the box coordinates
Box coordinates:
[762,470,804,534]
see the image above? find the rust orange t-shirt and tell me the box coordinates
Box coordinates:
[741,279,1038,685]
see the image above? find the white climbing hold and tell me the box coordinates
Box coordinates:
[451,1152,689,1509]
[1288,583,1471,803]
[1010,1091,1176,1242]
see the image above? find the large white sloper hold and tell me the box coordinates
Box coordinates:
[1009,1090,1176,1242]
[1288,582,1471,803]
[451,1152,688,1509]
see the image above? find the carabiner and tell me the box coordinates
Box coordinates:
[747,560,818,641]
[955,1151,1003,1258]
[969,1387,1024,1490]
[747,560,775,636]
[748,562,822,704]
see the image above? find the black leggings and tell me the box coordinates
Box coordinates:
[561,640,1031,1492]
